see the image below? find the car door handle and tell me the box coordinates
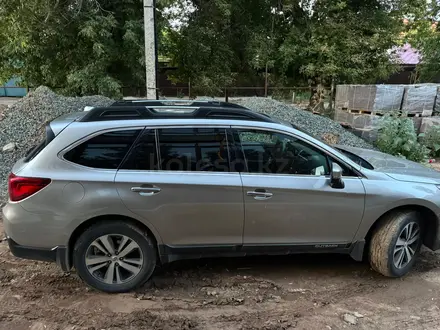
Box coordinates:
[247,190,273,200]
[131,186,161,196]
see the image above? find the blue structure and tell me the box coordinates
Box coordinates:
[0,78,27,97]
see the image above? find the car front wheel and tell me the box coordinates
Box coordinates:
[369,210,423,277]
[73,221,157,293]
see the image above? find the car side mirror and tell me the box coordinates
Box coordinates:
[330,163,345,189]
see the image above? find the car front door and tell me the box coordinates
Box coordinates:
[234,127,365,247]
[115,127,245,252]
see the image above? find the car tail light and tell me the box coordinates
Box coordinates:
[8,173,51,202]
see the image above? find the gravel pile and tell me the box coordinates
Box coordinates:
[0,104,7,121]
[0,86,113,203]
[233,97,374,149]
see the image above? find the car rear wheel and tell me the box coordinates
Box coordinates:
[369,210,423,277]
[73,221,156,293]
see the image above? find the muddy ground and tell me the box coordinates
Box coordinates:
[1,221,440,330]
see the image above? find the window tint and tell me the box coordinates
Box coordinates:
[120,129,159,170]
[238,130,329,175]
[64,130,140,169]
[158,128,229,172]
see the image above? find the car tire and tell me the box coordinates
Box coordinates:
[73,221,157,293]
[369,210,423,277]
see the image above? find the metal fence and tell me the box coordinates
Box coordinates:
[154,86,331,105]
[2,84,332,107]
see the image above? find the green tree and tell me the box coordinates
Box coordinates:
[403,0,440,82]
[165,0,235,95]
[0,0,420,100]
[165,0,419,107]
[279,0,404,111]
[165,0,291,95]
[0,0,149,98]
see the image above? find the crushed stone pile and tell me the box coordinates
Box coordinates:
[0,104,7,121]
[0,86,113,203]
[233,97,374,149]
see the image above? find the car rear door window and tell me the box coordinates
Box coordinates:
[120,129,159,170]
[237,129,330,175]
[157,128,229,172]
[64,129,141,169]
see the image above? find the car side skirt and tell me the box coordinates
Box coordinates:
[159,241,365,263]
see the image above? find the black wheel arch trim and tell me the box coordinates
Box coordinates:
[362,205,440,252]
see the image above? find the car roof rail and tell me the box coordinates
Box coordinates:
[78,105,276,123]
[111,99,247,109]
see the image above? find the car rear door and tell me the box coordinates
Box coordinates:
[233,127,365,247]
[115,126,245,251]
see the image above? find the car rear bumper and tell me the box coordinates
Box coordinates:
[7,238,70,271]
[2,202,68,248]
[8,237,57,262]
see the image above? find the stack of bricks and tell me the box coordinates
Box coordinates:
[334,84,438,142]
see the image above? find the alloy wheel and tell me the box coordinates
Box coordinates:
[393,222,420,269]
[85,234,143,285]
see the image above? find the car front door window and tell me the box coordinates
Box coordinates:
[237,129,330,176]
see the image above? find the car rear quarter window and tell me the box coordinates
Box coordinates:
[64,129,141,169]
[157,128,230,172]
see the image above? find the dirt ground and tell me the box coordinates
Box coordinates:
[2,223,440,329]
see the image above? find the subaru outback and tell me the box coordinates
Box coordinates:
[3,99,440,293]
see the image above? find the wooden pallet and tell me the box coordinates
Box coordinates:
[347,109,375,115]
[347,109,384,116]
[406,113,424,117]
[345,109,425,117]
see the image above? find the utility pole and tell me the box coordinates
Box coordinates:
[264,6,276,98]
[144,0,158,99]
